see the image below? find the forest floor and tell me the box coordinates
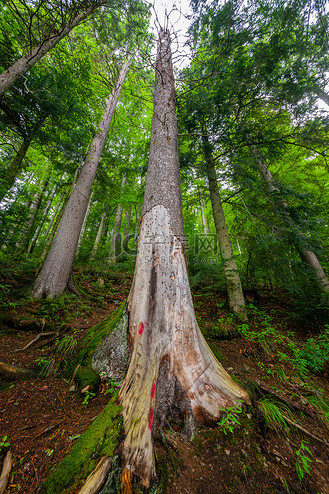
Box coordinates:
[0,263,329,494]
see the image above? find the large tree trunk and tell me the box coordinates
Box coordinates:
[119,30,249,489]
[0,5,98,97]
[31,56,130,298]
[201,133,246,318]
[246,136,329,292]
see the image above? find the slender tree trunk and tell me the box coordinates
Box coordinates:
[31,56,130,298]
[109,175,126,263]
[27,185,57,254]
[246,136,329,292]
[0,115,46,200]
[0,5,98,97]
[198,189,209,234]
[119,30,249,489]
[201,133,246,318]
[20,172,50,252]
[90,207,107,260]
[76,192,93,255]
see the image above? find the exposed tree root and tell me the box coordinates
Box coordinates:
[77,457,112,494]
[0,451,12,494]
[14,332,53,352]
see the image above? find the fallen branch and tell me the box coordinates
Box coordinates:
[282,414,328,446]
[0,360,37,378]
[256,381,316,418]
[14,332,53,352]
[0,451,12,494]
[77,456,112,494]
[35,420,64,439]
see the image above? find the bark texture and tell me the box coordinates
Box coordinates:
[247,136,329,292]
[109,175,126,263]
[31,57,130,298]
[202,135,246,318]
[0,5,97,97]
[119,31,249,488]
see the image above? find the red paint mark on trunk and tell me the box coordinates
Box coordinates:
[138,322,144,336]
[148,407,155,430]
[151,381,156,399]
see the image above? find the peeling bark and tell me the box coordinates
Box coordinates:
[118,30,249,488]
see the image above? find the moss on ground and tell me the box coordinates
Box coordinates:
[41,394,122,494]
[75,301,126,389]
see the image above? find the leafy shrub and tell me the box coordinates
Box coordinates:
[299,325,329,373]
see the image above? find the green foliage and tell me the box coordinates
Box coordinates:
[217,405,242,435]
[299,325,329,373]
[257,396,293,434]
[42,394,122,494]
[295,441,313,482]
[81,390,96,406]
[0,436,10,452]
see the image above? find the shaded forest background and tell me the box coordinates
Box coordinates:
[1,0,329,493]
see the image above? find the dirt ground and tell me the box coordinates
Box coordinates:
[1,269,329,493]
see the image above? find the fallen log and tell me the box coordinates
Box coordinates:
[0,360,37,378]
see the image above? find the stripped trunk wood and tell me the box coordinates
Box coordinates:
[119,30,249,488]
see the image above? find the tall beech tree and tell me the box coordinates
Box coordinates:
[31,55,130,298]
[119,30,249,488]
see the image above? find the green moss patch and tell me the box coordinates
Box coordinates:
[75,301,126,389]
[42,394,122,494]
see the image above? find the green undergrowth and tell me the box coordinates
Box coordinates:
[41,393,122,494]
[74,301,126,389]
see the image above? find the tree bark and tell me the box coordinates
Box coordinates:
[31,56,130,298]
[76,192,93,255]
[109,175,126,263]
[201,133,246,319]
[119,30,249,489]
[198,189,209,234]
[246,135,329,292]
[0,5,99,97]
[90,207,107,260]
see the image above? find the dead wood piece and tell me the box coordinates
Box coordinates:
[0,360,37,378]
[14,332,53,352]
[77,456,112,494]
[0,451,12,494]
[2,317,45,331]
[35,420,64,439]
